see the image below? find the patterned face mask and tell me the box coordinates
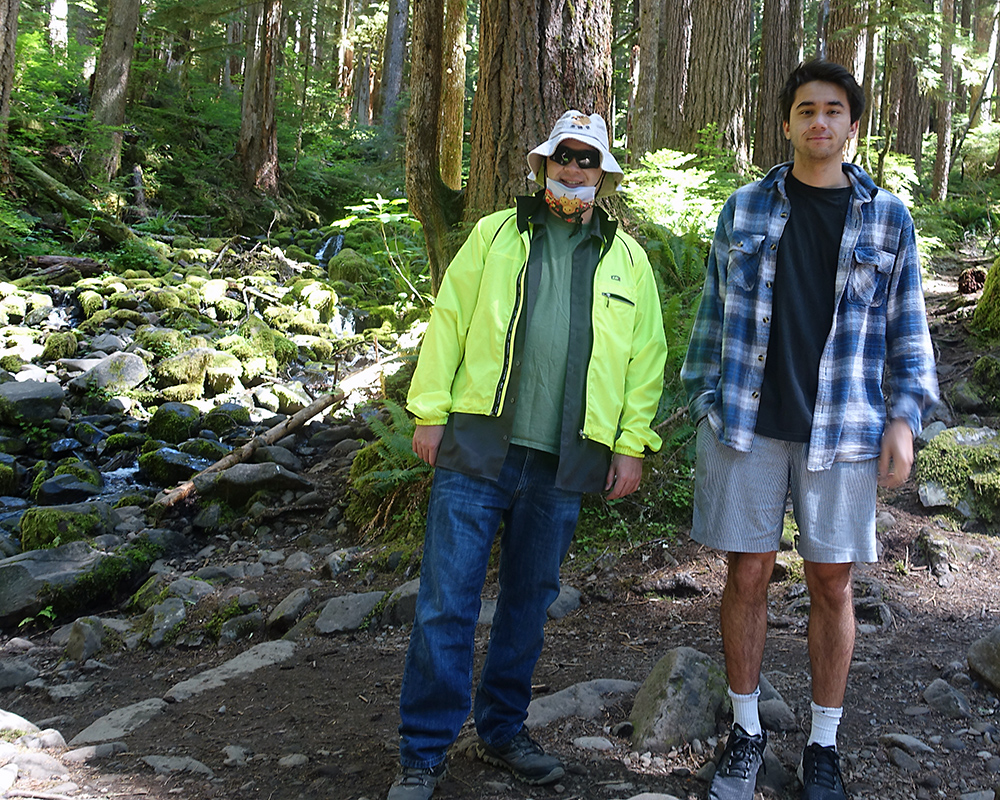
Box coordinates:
[544,178,597,224]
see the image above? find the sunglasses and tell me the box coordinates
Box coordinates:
[549,144,602,170]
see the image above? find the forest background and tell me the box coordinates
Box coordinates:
[1,0,1000,548]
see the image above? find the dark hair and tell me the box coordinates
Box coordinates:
[779,59,865,123]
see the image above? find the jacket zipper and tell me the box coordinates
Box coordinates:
[491,260,527,415]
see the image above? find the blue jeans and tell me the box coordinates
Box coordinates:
[397,445,582,769]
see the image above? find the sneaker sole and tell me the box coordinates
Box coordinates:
[475,745,565,785]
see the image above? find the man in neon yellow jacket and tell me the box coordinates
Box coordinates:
[387,111,667,800]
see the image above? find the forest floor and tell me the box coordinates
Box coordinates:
[4,248,1000,800]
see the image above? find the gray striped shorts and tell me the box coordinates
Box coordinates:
[690,420,878,563]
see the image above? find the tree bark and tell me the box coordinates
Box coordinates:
[653,0,692,151]
[753,0,802,171]
[377,0,408,138]
[86,0,141,182]
[406,0,463,295]
[932,0,955,201]
[465,0,614,221]
[681,0,752,170]
[438,0,466,189]
[969,0,997,127]
[827,0,865,160]
[0,0,20,192]
[238,0,283,195]
[858,0,879,142]
[629,0,659,165]
[351,48,372,125]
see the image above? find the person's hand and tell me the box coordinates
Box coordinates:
[604,454,643,500]
[412,425,445,467]
[878,418,914,489]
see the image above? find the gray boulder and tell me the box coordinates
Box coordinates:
[967,625,1000,693]
[267,587,311,634]
[68,352,149,394]
[379,579,420,628]
[526,679,639,728]
[66,617,104,662]
[923,677,972,718]
[146,597,187,649]
[0,657,39,690]
[315,591,385,634]
[630,647,729,752]
[193,462,312,507]
[0,540,104,628]
[35,473,102,505]
[0,380,65,425]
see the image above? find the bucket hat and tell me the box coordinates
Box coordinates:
[527,110,624,198]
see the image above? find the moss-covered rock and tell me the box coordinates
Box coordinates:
[40,331,78,362]
[53,459,103,488]
[236,316,299,371]
[202,402,251,436]
[973,255,1000,338]
[205,351,244,394]
[20,504,110,551]
[0,462,16,495]
[916,426,1000,522]
[327,248,379,284]
[134,325,192,359]
[138,447,213,485]
[147,289,183,311]
[153,347,214,389]
[179,438,231,461]
[100,431,149,457]
[146,401,201,444]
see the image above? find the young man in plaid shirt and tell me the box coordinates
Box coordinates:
[682,60,938,800]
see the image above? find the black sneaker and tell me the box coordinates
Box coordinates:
[708,724,767,800]
[475,728,565,785]
[387,762,446,800]
[799,743,849,800]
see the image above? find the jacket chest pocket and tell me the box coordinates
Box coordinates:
[847,247,894,307]
[726,234,766,293]
[595,280,637,330]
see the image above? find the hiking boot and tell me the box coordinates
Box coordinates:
[798,743,849,800]
[708,724,767,800]
[387,762,446,800]
[475,728,565,785]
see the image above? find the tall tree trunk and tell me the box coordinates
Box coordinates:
[0,0,18,192]
[352,49,372,125]
[753,0,802,171]
[238,0,283,195]
[438,0,465,189]
[653,0,692,150]
[859,0,879,142]
[681,0,752,170]
[827,0,864,160]
[86,0,141,182]
[969,0,997,127]
[827,0,864,73]
[406,0,462,295]
[932,0,955,201]
[629,0,659,165]
[465,0,614,220]
[377,0,408,137]
[891,39,930,174]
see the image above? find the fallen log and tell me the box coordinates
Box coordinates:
[153,389,345,510]
[11,150,170,267]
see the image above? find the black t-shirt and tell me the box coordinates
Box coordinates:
[754,172,852,442]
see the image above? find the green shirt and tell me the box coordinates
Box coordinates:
[510,215,587,453]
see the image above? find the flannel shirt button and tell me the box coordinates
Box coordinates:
[766,281,772,288]
[770,244,776,250]
[763,316,769,323]
[757,354,764,361]
[752,391,759,399]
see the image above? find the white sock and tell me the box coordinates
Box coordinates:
[729,686,762,736]
[807,701,843,749]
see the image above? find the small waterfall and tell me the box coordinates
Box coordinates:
[315,233,345,268]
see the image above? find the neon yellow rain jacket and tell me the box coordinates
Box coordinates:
[407,203,667,458]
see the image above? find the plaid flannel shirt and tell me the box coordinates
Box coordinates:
[681,162,939,471]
